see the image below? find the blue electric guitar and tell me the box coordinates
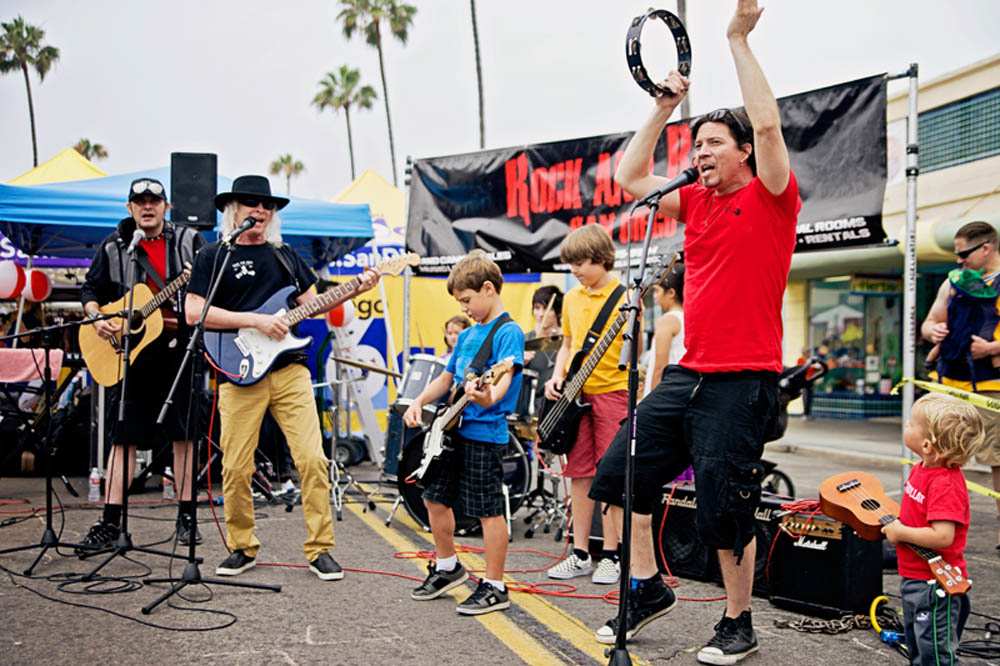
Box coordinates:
[203,253,418,386]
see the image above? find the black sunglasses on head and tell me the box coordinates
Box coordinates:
[955,241,988,260]
[703,108,748,137]
[237,197,278,211]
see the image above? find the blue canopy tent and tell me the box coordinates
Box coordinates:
[0,166,373,267]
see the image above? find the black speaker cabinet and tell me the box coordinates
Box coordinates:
[768,512,883,618]
[652,485,782,597]
[170,152,217,229]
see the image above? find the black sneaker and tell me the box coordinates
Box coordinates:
[74,520,120,557]
[308,552,344,581]
[411,562,469,600]
[175,514,203,546]
[595,577,677,644]
[216,549,256,576]
[697,610,759,665]
[456,580,510,616]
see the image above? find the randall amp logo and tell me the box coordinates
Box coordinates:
[664,494,698,511]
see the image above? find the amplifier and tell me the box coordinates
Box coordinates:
[768,512,883,618]
[652,485,783,598]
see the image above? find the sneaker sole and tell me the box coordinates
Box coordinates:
[456,599,511,616]
[216,560,256,576]
[591,573,620,585]
[594,596,677,644]
[696,643,759,665]
[309,565,345,581]
[410,570,470,600]
[547,567,594,580]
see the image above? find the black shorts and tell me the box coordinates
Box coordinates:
[421,433,505,518]
[106,335,195,449]
[589,365,778,555]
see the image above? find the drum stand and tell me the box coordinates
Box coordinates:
[521,452,568,541]
[330,458,376,521]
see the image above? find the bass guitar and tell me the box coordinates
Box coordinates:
[536,255,677,454]
[78,265,191,387]
[407,357,515,482]
[204,253,418,386]
[819,470,970,596]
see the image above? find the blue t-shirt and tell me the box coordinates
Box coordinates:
[445,313,524,444]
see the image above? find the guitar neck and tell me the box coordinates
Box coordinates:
[879,515,940,562]
[138,273,189,319]
[563,310,627,401]
[282,277,361,326]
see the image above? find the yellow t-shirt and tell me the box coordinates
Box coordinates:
[562,277,628,394]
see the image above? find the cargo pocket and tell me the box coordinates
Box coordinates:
[725,460,765,562]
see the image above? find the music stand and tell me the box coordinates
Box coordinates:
[0,317,120,574]
[141,236,280,614]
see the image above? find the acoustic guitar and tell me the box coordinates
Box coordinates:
[78,267,191,387]
[819,470,970,596]
[203,253,419,386]
[406,357,515,482]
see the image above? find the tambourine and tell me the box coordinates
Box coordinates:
[626,8,692,97]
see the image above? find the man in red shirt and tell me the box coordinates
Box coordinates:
[588,1,800,662]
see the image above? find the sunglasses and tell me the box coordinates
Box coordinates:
[237,197,278,211]
[131,180,165,196]
[955,241,988,260]
[702,108,748,137]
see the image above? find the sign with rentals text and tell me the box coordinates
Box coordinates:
[407,75,887,273]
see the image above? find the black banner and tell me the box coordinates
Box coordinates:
[407,75,887,273]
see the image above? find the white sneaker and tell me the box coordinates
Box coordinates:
[547,552,593,579]
[591,557,620,585]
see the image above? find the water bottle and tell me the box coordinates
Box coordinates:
[88,468,102,503]
[163,466,176,500]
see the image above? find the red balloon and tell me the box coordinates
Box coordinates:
[326,300,355,328]
[0,261,26,300]
[23,269,52,302]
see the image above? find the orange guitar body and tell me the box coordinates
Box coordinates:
[819,471,899,541]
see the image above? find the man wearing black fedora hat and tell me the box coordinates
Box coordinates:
[78,177,206,553]
[185,174,379,581]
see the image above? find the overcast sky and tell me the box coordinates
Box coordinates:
[1,1,998,200]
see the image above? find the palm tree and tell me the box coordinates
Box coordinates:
[269,154,305,196]
[313,66,377,181]
[336,0,417,186]
[470,0,485,149]
[0,16,60,167]
[73,138,108,161]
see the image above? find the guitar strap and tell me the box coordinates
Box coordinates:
[135,245,167,291]
[269,243,304,293]
[579,284,626,361]
[451,313,513,404]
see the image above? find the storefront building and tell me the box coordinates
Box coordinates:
[783,55,1000,418]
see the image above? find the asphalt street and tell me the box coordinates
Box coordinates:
[1,418,998,665]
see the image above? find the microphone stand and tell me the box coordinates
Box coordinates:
[80,241,189,579]
[142,234,280,615]
[608,196,665,666]
[0,318,116,573]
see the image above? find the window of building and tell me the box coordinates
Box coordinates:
[919,86,1000,173]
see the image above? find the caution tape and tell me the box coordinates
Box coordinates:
[890,378,1000,501]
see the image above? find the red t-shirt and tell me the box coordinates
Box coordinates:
[678,172,800,373]
[138,236,167,292]
[897,462,970,580]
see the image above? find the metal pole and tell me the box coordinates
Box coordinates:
[898,63,919,486]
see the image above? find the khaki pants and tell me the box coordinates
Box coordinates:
[218,363,334,560]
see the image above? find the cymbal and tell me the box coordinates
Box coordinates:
[525,334,563,352]
[332,356,403,379]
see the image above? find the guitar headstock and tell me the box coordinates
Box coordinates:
[638,251,681,295]
[376,252,421,277]
[928,557,972,596]
[482,357,515,385]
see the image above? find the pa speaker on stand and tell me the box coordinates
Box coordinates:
[170,152,217,229]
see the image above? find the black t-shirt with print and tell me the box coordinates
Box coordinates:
[189,242,318,373]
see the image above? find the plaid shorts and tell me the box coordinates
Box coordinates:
[421,433,505,518]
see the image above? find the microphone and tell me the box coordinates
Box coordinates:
[636,167,699,206]
[126,228,145,254]
[223,217,256,245]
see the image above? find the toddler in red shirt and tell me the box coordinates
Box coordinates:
[882,393,984,665]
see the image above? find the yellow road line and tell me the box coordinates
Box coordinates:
[344,496,567,666]
[354,485,652,666]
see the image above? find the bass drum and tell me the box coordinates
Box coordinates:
[398,430,530,536]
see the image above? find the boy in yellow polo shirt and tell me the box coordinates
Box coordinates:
[543,224,626,584]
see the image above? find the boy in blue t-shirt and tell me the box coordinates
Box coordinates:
[403,250,524,615]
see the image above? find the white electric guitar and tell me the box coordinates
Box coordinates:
[407,357,515,482]
[203,253,418,386]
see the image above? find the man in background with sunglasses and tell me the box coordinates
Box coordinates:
[922,220,1000,554]
[186,175,379,582]
[587,1,801,663]
[78,177,206,553]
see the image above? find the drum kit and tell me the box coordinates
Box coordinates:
[375,338,566,538]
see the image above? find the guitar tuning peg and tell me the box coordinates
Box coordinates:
[935,588,947,599]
